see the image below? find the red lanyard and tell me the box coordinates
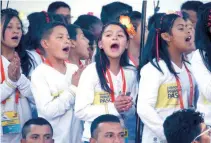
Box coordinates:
[105,67,126,102]
[128,53,138,68]
[36,49,45,62]
[175,64,194,109]
[43,58,53,67]
[0,56,20,104]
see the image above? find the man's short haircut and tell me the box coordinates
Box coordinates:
[163,109,204,143]
[100,2,132,24]
[22,117,53,139]
[181,1,203,12]
[47,1,70,13]
[91,114,120,138]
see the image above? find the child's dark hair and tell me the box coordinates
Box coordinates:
[74,15,102,31]
[181,11,191,22]
[141,14,183,77]
[66,24,80,40]
[1,8,34,77]
[38,22,67,53]
[195,6,211,72]
[100,2,132,24]
[163,109,204,143]
[129,11,142,31]
[23,11,67,51]
[47,1,70,13]
[83,29,96,51]
[95,22,130,92]
[181,1,203,13]
[148,13,166,30]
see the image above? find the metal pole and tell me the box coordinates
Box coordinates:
[1,0,2,10]
[140,0,147,62]
[136,1,147,143]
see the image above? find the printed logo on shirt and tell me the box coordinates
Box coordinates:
[94,92,111,105]
[156,83,179,108]
[167,86,178,99]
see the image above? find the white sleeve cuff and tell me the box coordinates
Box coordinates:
[6,78,17,89]
[107,102,120,117]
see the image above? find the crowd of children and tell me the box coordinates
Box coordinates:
[1,1,211,143]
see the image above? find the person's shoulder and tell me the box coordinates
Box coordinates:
[66,63,78,71]
[141,60,167,73]
[191,49,201,62]
[31,63,47,78]
[84,62,97,72]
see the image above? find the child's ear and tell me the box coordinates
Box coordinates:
[40,39,49,50]
[161,32,171,42]
[70,40,76,49]
[129,34,134,39]
[98,41,103,49]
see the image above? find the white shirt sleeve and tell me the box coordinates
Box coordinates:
[137,63,166,141]
[191,51,211,101]
[1,74,33,102]
[75,65,120,122]
[0,80,16,102]
[31,72,76,119]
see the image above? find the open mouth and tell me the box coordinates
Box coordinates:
[185,36,192,42]
[110,43,120,51]
[11,36,19,40]
[62,47,70,53]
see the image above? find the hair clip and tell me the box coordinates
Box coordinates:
[119,15,136,36]
[42,11,50,23]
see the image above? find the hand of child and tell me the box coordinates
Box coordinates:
[114,93,133,112]
[13,52,21,81]
[71,65,86,87]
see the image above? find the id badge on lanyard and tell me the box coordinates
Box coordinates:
[124,129,129,143]
[0,56,21,134]
[1,111,21,134]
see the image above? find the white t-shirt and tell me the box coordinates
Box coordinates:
[191,49,211,125]
[31,63,83,143]
[1,56,32,143]
[137,60,198,143]
[75,62,138,142]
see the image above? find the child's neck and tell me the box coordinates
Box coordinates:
[68,52,81,67]
[168,45,183,68]
[1,44,15,61]
[128,41,140,64]
[108,58,121,76]
[46,55,66,74]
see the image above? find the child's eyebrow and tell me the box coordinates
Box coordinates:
[176,24,185,27]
